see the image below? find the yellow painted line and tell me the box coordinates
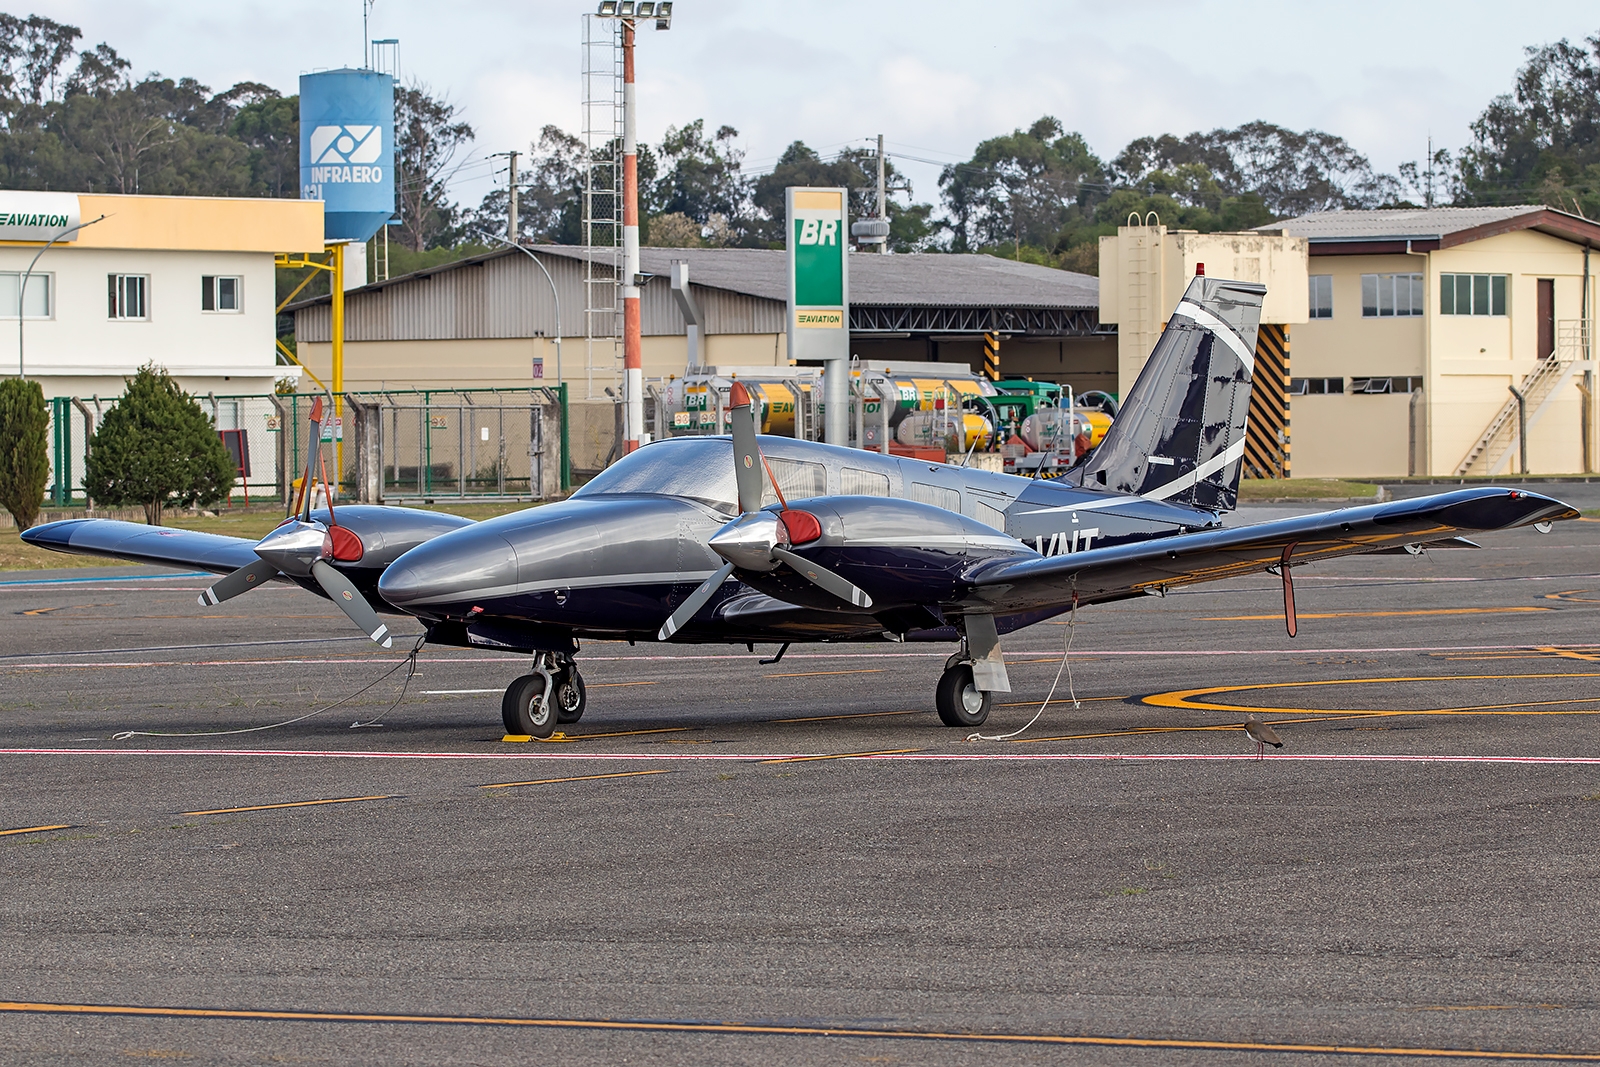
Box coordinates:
[1199,607,1550,621]
[761,748,922,764]
[479,769,673,789]
[503,726,692,744]
[180,795,392,816]
[1544,590,1600,603]
[0,1000,1596,1060]
[996,694,1129,708]
[0,824,73,837]
[1143,673,1600,716]
[771,709,923,723]
[765,668,884,678]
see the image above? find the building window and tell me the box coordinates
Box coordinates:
[1308,275,1333,319]
[1440,273,1507,316]
[1350,376,1423,394]
[108,274,148,320]
[1361,273,1424,317]
[0,271,52,318]
[202,275,241,312]
[1288,377,1344,395]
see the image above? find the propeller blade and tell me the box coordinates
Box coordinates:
[728,380,764,515]
[771,547,873,609]
[658,561,736,641]
[310,559,393,648]
[197,558,280,606]
[298,397,325,521]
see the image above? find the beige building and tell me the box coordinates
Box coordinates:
[1272,206,1599,478]
[1099,208,1600,479]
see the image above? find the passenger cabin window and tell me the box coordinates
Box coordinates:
[910,482,960,513]
[1440,273,1507,316]
[1308,275,1333,319]
[108,274,148,320]
[761,457,826,507]
[967,494,1008,531]
[840,467,892,496]
[1361,273,1424,317]
[202,275,242,312]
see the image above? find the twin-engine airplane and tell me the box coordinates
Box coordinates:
[25,277,1577,737]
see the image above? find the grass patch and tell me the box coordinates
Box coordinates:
[1239,478,1380,501]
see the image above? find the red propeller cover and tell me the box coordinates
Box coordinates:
[328,525,365,562]
[729,380,751,410]
[779,509,821,546]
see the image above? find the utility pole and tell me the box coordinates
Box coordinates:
[875,134,886,253]
[507,149,519,243]
[620,17,642,454]
[1425,134,1434,209]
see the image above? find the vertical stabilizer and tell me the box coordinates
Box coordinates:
[1081,277,1266,511]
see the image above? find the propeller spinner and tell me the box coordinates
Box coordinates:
[657,382,871,641]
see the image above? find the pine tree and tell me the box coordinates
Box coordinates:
[0,377,50,529]
[84,365,236,525]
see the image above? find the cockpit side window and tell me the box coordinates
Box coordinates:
[760,457,826,507]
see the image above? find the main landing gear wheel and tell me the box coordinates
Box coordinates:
[502,673,559,738]
[935,664,992,728]
[554,667,586,724]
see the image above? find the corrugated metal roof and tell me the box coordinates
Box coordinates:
[1264,205,1546,241]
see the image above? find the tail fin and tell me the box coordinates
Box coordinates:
[1081,276,1266,511]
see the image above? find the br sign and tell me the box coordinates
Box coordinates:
[786,187,848,363]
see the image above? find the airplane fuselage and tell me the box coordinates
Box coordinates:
[376,435,1222,652]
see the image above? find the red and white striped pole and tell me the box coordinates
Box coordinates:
[621,17,643,453]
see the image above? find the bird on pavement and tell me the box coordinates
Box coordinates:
[1243,718,1283,760]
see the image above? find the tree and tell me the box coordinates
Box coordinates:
[394,81,474,252]
[651,119,748,234]
[0,377,48,529]
[83,366,235,525]
[1457,31,1600,215]
[229,89,298,198]
[939,116,1107,253]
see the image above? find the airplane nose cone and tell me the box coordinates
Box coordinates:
[378,526,518,615]
[707,512,782,572]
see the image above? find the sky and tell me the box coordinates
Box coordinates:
[23,0,1600,213]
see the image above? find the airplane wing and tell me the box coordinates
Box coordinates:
[967,487,1576,614]
[21,519,270,577]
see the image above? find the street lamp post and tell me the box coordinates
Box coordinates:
[479,233,563,386]
[18,214,107,379]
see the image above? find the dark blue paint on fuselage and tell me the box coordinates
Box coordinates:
[376,435,1223,646]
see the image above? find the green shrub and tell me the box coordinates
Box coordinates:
[0,378,49,529]
[84,365,237,525]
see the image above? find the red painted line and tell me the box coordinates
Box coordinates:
[3,748,1600,766]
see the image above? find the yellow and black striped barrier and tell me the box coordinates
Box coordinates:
[983,332,1000,382]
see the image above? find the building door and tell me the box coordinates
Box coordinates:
[1537,278,1555,359]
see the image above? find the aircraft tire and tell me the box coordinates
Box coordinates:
[555,668,586,724]
[502,673,559,738]
[935,664,991,728]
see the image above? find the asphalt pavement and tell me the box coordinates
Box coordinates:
[3,503,1600,1064]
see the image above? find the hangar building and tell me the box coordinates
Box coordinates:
[288,245,1115,398]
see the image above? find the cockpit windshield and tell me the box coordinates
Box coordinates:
[572,437,739,515]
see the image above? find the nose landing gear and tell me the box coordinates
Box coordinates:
[501,652,585,737]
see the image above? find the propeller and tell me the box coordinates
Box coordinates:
[657,382,871,641]
[196,396,394,648]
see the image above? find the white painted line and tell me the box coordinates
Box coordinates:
[420,689,501,695]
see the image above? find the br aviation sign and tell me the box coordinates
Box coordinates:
[786,187,848,362]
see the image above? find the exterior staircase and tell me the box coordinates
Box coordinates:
[1455,322,1589,476]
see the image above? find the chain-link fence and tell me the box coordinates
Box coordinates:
[42,386,568,509]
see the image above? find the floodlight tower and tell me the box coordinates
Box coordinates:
[595,1,672,454]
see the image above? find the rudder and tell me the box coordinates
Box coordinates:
[1080,276,1266,511]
